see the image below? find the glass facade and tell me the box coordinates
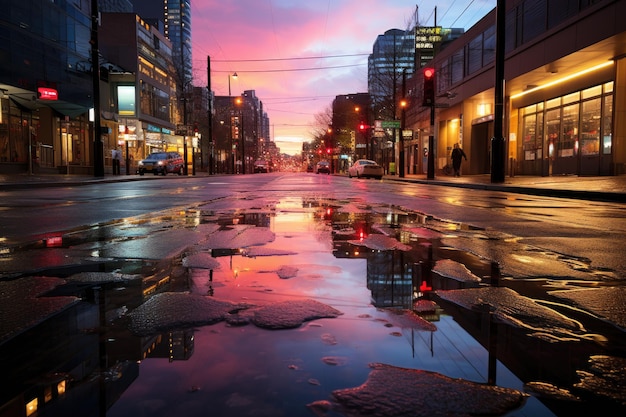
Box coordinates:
[0,0,93,173]
[519,82,613,175]
[368,29,415,119]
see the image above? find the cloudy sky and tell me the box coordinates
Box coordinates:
[189,0,494,154]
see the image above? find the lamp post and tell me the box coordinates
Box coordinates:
[235,96,245,174]
[228,72,238,96]
[228,72,238,174]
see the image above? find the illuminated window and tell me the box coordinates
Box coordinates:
[57,380,66,395]
[26,398,38,417]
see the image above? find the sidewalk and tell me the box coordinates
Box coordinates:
[387,173,626,203]
[1,171,625,203]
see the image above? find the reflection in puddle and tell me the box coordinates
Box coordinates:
[1,196,624,416]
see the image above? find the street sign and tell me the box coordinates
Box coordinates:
[381,120,401,129]
[176,124,192,135]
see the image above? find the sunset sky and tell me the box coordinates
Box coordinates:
[189,1,494,155]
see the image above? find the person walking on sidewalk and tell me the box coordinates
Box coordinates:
[112,148,121,175]
[451,143,467,177]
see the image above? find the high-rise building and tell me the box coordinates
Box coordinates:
[99,13,178,160]
[130,1,192,87]
[367,29,415,122]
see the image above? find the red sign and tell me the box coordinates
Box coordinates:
[38,87,58,101]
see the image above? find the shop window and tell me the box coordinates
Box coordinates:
[602,95,613,155]
[580,98,601,155]
[561,104,579,157]
[563,91,580,105]
[522,114,538,160]
[582,85,601,99]
[546,97,561,109]
[546,109,560,159]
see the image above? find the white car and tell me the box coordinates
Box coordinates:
[348,159,384,179]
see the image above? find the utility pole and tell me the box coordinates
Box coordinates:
[91,0,104,177]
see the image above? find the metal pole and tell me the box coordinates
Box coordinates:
[491,0,506,183]
[399,69,406,178]
[240,108,245,174]
[91,0,104,177]
[207,55,213,174]
[427,105,435,180]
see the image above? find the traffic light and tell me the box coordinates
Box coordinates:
[423,67,435,106]
[359,122,366,131]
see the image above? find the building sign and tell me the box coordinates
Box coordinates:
[415,26,442,50]
[117,85,136,116]
[146,124,161,133]
[37,87,58,101]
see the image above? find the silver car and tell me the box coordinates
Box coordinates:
[348,159,384,179]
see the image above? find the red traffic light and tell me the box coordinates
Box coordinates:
[423,67,435,106]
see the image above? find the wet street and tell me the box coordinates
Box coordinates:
[1,173,625,417]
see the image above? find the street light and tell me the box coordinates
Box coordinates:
[228,72,238,96]
[399,97,407,178]
[235,96,245,174]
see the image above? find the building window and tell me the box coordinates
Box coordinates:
[580,98,601,156]
[561,103,579,157]
[451,50,464,85]
[466,34,483,75]
[522,0,546,43]
[602,95,613,155]
[482,25,496,66]
[548,0,580,29]
[522,112,538,160]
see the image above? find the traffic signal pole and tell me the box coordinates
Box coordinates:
[422,68,436,180]
[91,0,104,177]
[427,105,435,180]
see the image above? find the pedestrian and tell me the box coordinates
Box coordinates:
[451,143,467,177]
[112,148,121,175]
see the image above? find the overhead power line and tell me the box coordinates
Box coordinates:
[210,53,369,63]
[211,63,365,73]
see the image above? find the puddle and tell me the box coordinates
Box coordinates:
[1,195,625,417]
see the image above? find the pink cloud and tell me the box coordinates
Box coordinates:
[189,1,490,152]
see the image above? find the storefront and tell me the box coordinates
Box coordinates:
[511,61,616,177]
[405,1,626,179]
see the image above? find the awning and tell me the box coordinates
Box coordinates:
[43,100,89,118]
[8,92,89,118]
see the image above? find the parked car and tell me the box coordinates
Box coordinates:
[315,160,331,174]
[138,152,184,176]
[254,159,269,173]
[348,159,384,179]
